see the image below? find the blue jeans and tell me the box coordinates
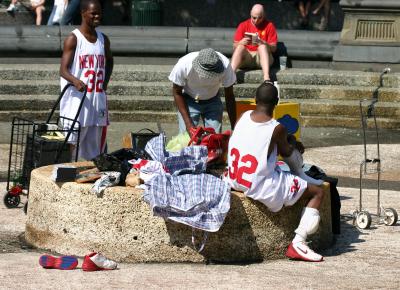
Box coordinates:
[60,0,80,25]
[178,94,223,133]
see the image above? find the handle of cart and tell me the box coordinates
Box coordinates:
[47,83,88,162]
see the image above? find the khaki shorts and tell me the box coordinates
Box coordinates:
[240,50,274,70]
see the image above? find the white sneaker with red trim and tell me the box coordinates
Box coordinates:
[82,252,118,271]
[286,242,324,262]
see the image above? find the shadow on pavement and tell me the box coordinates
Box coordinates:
[322,221,364,257]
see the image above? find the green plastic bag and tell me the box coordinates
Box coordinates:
[166,132,190,152]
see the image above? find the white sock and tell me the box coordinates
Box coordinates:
[292,233,305,244]
[293,207,320,244]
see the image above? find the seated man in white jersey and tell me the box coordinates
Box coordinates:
[226,81,325,262]
[169,48,237,134]
[60,0,113,160]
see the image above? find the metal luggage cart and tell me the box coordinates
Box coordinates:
[3,84,86,213]
[353,68,398,229]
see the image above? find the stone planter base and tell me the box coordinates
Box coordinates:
[25,162,332,263]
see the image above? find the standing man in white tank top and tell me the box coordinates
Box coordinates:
[60,0,113,160]
[226,82,325,262]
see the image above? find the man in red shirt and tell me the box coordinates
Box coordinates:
[231,4,278,82]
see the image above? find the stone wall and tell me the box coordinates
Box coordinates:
[25,162,333,263]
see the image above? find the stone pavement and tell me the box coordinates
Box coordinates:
[0,123,399,289]
[1,184,400,289]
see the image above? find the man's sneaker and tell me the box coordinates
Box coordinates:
[285,242,324,262]
[39,255,78,270]
[82,252,118,271]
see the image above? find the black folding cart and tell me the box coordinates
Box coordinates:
[3,84,87,213]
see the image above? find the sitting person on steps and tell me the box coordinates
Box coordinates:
[312,0,331,31]
[295,0,312,28]
[225,81,325,262]
[231,3,278,82]
[30,0,46,25]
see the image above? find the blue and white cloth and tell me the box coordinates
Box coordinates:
[142,134,231,232]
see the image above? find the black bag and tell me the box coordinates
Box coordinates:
[305,165,341,235]
[131,129,160,152]
[122,129,160,158]
[22,134,72,187]
[92,148,146,184]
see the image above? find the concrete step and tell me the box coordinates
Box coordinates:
[1,65,399,88]
[0,95,176,111]
[1,80,398,102]
[0,80,174,96]
[294,99,400,118]
[1,64,399,129]
[1,94,399,117]
[277,69,400,88]
[0,64,266,84]
[280,85,400,102]
[301,115,400,129]
[0,64,174,82]
[0,108,398,129]
[1,95,399,128]
[0,110,179,123]
[0,80,261,98]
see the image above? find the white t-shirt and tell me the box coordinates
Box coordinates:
[60,29,108,127]
[225,111,307,212]
[168,51,236,100]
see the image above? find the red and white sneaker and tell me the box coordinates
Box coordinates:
[82,252,118,271]
[286,242,324,262]
[39,255,78,270]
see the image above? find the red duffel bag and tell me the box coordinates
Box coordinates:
[188,127,231,164]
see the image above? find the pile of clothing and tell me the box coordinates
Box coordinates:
[135,133,231,233]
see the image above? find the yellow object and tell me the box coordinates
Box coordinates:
[41,131,66,141]
[236,99,301,140]
[166,132,191,152]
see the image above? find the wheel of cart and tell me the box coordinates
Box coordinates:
[353,68,398,229]
[3,84,87,213]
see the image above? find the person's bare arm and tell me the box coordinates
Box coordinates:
[60,33,86,92]
[224,86,237,130]
[103,34,113,91]
[271,124,294,158]
[233,37,251,49]
[172,83,193,132]
[287,134,305,154]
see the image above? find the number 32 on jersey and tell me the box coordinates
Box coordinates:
[84,69,104,93]
[228,147,258,188]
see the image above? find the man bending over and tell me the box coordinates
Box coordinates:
[226,81,325,262]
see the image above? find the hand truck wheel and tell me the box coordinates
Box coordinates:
[383,208,398,226]
[3,192,21,208]
[356,211,372,229]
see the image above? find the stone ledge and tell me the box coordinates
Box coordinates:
[0,26,339,60]
[25,162,332,263]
